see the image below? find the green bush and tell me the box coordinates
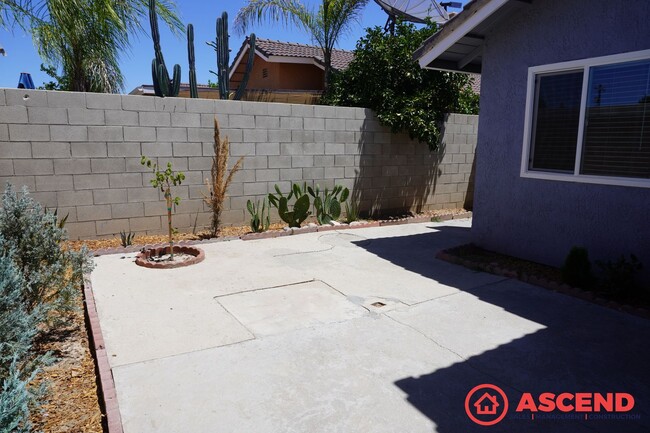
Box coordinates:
[597,254,644,298]
[561,246,593,289]
[0,360,41,433]
[322,20,479,150]
[0,246,40,379]
[0,184,93,319]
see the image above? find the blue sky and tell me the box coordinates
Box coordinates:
[0,0,467,92]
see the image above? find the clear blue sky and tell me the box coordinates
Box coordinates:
[0,0,467,92]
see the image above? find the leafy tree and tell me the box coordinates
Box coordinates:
[234,0,368,88]
[322,20,479,149]
[38,63,68,90]
[31,0,183,93]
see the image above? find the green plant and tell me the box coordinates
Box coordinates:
[141,156,185,259]
[345,200,359,223]
[32,0,181,93]
[561,246,593,289]
[0,359,42,433]
[120,230,135,247]
[208,11,256,100]
[322,20,478,149]
[268,183,311,228]
[247,198,270,233]
[307,184,349,225]
[234,0,368,89]
[0,184,93,317]
[149,0,181,97]
[596,254,644,298]
[203,118,244,235]
[187,23,198,98]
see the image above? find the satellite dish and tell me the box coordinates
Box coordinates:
[374,0,449,25]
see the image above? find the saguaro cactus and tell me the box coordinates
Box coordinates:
[211,11,256,100]
[187,24,198,98]
[149,0,180,97]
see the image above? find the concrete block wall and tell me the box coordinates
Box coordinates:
[0,88,477,239]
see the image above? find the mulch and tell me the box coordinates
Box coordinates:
[30,308,104,433]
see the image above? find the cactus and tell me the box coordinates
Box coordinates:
[247,197,270,233]
[211,11,256,100]
[187,24,198,98]
[308,184,350,225]
[268,183,311,228]
[149,0,180,97]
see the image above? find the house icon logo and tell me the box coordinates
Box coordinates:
[465,384,509,426]
[475,392,499,415]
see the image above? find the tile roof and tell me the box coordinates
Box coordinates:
[245,38,355,71]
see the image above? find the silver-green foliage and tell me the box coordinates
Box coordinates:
[268,183,311,228]
[0,359,43,433]
[0,184,93,317]
[247,198,270,233]
[307,184,349,225]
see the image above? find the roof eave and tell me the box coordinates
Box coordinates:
[414,0,529,73]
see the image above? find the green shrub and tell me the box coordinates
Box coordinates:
[561,246,593,289]
[0,246,40,379]
[0,184,93,319]
[322,20,478,150]
[597,254,644,298]
[0,359,44,433]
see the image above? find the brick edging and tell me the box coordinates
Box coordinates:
[90,212,473,255]
[436,249,650,320]
[83,275,124,433]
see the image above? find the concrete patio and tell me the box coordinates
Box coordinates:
[90,220,650,432]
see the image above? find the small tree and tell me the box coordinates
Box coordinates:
[141,157,185,260]
[204,117,243,236]
[322,20,479,149]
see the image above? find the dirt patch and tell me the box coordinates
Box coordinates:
[31,309,104,433]
[66,209,469,251]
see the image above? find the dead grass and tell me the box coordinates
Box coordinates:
[203,117,243,235]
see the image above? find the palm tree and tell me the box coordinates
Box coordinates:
[0,0,34,29]
[234,0,368,89]
[32,0,182,93]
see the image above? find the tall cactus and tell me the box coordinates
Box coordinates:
[187,24,198,98]
[149,0,180,98]
[212,11,256,100]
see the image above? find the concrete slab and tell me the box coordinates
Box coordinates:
[90,220,650,433]
[112,315,471,433]
[216,280,367,337]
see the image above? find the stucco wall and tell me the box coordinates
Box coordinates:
[0,89,476,239]
[473,0,650,274]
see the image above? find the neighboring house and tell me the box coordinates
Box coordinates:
[229,37,354,92]
[414,0,650,279]
[129,83,220,99]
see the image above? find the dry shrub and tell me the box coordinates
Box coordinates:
[204,117,243,235]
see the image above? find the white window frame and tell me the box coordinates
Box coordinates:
[520,49,650,189]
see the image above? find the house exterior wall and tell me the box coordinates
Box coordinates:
[0,89,476,239]
[230,55,324,91]
[473,0,650,274]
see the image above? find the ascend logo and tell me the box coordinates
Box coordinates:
[464,384,509,426]
[465,384,636,426]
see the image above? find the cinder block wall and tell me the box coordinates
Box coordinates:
[0,89,477,239]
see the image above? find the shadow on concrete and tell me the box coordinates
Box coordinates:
[353,225,650,432]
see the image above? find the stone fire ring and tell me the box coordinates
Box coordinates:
[135,245,205,269]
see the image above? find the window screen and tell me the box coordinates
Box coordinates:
[581,59,650,179]
[529,71,584,172]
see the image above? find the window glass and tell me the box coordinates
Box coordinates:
[530,71,584,172]
[581,59,650,178]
